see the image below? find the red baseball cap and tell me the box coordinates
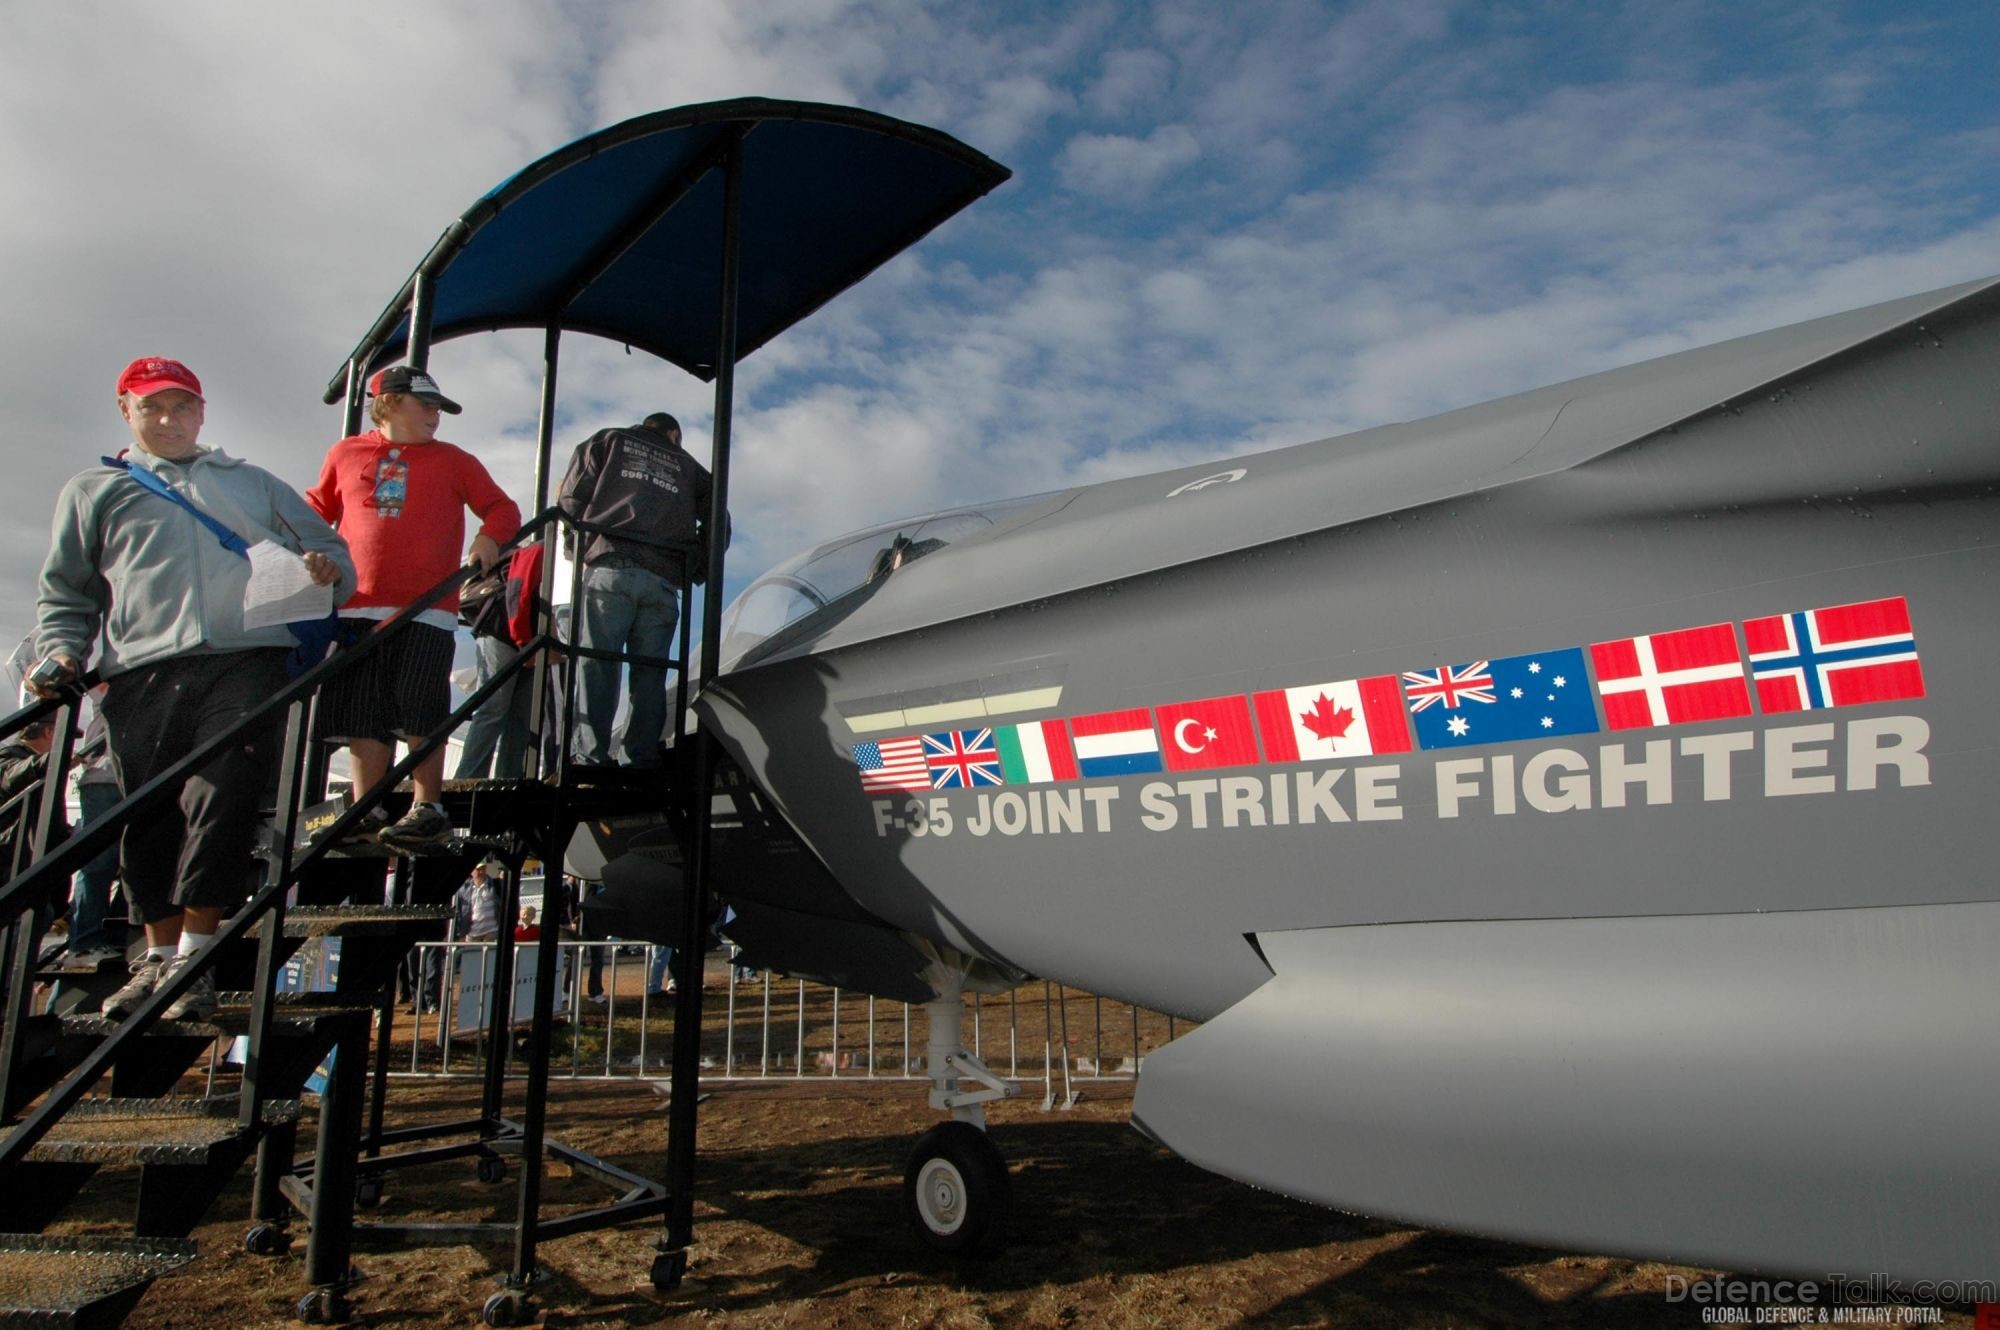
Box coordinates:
[115,356,204,401]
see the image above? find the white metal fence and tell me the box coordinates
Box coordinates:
[386,939,1183,1100]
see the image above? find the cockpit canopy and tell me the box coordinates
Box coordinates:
[719,494,1052,672]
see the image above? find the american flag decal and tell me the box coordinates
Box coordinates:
[854,737,929,793]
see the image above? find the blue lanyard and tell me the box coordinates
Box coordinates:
[102,455,251,557]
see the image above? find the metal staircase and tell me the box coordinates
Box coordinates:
[0,509,705,1327]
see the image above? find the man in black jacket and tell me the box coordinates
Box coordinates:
[556,413,721,767]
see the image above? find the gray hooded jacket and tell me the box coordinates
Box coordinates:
[36,446,355,678]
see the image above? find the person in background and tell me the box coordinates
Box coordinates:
[571,874,610,1006]
[513,904,541,942]
[33,356,351,1022]
[453,540,546,780]
[308,366,519,849]
[62,689,125,970]
[0,715,62,873]
[646,941,676,999]
[556,412,722,767]
[450,860,502,943]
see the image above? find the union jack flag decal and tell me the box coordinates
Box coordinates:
[924,729,1005,789]
[1403,662,1496,712]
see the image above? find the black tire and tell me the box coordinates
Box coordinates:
[902,1120,1011,1255]
[477,1155,507,1184]
[243,1223,290,1257]
[355,1175,384,1208]
[482,1290,531,1327]
[296,1288,349,1324]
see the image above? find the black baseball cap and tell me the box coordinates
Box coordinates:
[368,365,462,414]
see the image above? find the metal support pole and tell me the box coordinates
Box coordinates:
[241,700,308,1131]
[524,324,563,776]
[341,357,366,440]
[656,126,746,1289]
[407,271,436,372]
[365,856,414,1155]
[509,802,571,1286]
[304,1017,368,1300]
[531,323,561,517]
[0,699,74,1120]
[480,855,526,1128]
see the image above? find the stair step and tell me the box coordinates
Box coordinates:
[61,991,375,1040]
[0,1234,196,1325]
[255,904,449,938]
[22,1097,299,1166]
[31,955,128,984]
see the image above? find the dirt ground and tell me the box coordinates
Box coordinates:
[44,974,1984,1329]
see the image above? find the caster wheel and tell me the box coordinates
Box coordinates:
[477,1155,508,1184]
[482,1289,532,1327]
[296,1287,350,1324]
[903,1121,1012,1256]
[243,1222,290,1256]
[650,1248,687,1291]
[355,1175,384,1208]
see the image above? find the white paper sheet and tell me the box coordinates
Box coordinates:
[243,539,333,630]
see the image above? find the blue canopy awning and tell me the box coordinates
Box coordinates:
[322,98,1010,398]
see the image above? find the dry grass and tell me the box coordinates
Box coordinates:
[31,978,1978,1328]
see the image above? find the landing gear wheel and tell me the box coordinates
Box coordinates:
[243,1222,290,1256]
[476,1154,507,1184]
[296,1287,350,1324]
[902,1121,1011,1256]
[482,1289,532,1327]
[355,1175,384,1208]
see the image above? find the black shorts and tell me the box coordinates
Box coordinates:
[316,619,455,744]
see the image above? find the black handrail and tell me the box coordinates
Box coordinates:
[0,503,696,1168]
[0,509,563,923]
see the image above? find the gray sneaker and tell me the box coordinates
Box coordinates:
[159,952,218,1022]
[378,801,453,851]
[338,804,394,846]
[101,955,166,1020]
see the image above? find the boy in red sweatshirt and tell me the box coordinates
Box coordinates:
[307,366,520,849]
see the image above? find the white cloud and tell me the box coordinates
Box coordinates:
[960,75,1078,154]
[0,0,1993,655]
[1086,48,1173,118]
[1056,124,1201,199]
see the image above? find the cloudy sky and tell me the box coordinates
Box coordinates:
[1,0,1995,656]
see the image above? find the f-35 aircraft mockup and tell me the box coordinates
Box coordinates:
[312,93,1993,1292]
[696,272,2000,1283]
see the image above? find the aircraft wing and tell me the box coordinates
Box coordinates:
[1130,904,2000,1283]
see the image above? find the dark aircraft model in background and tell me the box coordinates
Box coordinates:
[687,272,2000,1280]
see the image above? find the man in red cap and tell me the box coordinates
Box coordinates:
[308,364,519,849]
[31,357,353,1021]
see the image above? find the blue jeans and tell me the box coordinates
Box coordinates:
[69,780,121,952]
[647,944,676,994]
[575,565,679,767]
[454,634,536,779]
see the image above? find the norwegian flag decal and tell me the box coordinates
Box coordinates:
[1742,596,1925,713]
